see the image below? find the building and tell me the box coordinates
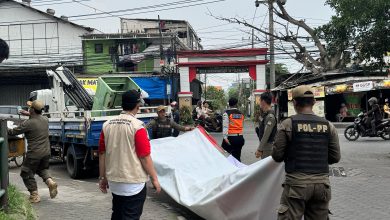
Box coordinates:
[81,19,204,103]
[120,18,202,50]
[0,0,94,105]
[82,18,202,75]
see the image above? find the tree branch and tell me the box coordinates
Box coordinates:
[274,1,327,58]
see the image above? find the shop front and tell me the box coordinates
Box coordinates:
[325,79,390,122]
[276,79,390,122]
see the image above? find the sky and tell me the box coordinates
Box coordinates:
[27,0,335,90]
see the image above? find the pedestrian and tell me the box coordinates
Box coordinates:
[0,38,9,63]
[337,103,348,122]
[170,101,180,137]
[222,97,245,161]
[8,100,58,203]
[146,105,193,139]
[98,90,161,220]
[272,85,340,220]
[195,100,204,119]
[384,98,390,118]
[255,92,277,159]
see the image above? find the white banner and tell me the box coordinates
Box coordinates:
[353,81,373,92]
[151,128,285,220]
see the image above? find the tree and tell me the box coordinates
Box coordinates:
[212,0,390,73]
[266,63,289,88]
[228,87,239,99]
[205,86,227,111]
[317,0,390,70]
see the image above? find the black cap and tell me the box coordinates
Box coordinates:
[122,90,141,108]
[228,97,238,107]
[0,38,9,61]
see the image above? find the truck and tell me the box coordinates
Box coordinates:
[29,66,169,178]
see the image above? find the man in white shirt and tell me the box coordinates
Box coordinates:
[98,90,161,220]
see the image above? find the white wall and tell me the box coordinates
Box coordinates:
[0,1,91,67]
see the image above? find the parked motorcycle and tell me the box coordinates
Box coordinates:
[344,112,390,141]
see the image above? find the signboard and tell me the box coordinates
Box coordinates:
[326,84,353,95]
[344,93,362,117]
[197,66,249,74]
[353,81,373,92]
[375,80,390,89]
[287,86,325,101]
[287,100,325,117]
[78,78,98,92]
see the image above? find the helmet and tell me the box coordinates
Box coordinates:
[368,97,378,105]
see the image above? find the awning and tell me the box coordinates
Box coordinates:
[132,77,168,100]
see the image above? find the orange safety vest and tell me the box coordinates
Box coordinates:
[226,109,244,134]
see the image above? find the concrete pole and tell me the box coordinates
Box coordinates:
[269,0,275,89]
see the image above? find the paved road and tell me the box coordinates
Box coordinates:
[8,121,390,220]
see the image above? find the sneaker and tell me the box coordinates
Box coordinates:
[29,191,40,203]
[45,178,58,199]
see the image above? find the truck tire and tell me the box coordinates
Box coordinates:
[66,145,84,179]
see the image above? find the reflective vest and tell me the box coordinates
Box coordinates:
[258,110,277,143]
[152,117,172,139]
[286,114,330,174]
[226,109,244,134]
[103,113,148,183]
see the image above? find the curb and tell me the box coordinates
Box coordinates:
[333,123,351,129]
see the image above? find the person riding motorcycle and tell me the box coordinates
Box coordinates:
[365,97,383,135]
[194,101,220,130]
[384,98,390,118]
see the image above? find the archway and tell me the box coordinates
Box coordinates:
[177,48,269,110]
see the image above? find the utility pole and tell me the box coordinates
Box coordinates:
[158,15,167,105]
[255,0,276,89]
[158,15,164,69]
[251,29,255,48]
[268,0,275,89]
[204,74,207,100]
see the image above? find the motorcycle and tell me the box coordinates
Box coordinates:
[344,112,390,141]
[193,113,222,132]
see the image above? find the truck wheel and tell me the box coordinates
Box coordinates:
[66,145,84,179]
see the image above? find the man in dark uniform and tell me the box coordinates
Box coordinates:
[365,97,382,135]
[146,105,193,139]
[8,100,58,203]
[255,92,277,159]
[222,98,245,161]
[170,101,181,137]
[272,85,340,220]
[0,38,9,63]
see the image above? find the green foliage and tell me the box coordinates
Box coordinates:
[179,105,193,125]
[316,0,390,67]
[0,185,36,220]
[266,63,289,88]
[205,86,227,111]
[228,87,239,99]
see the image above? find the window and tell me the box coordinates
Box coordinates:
[95,44,103,53]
